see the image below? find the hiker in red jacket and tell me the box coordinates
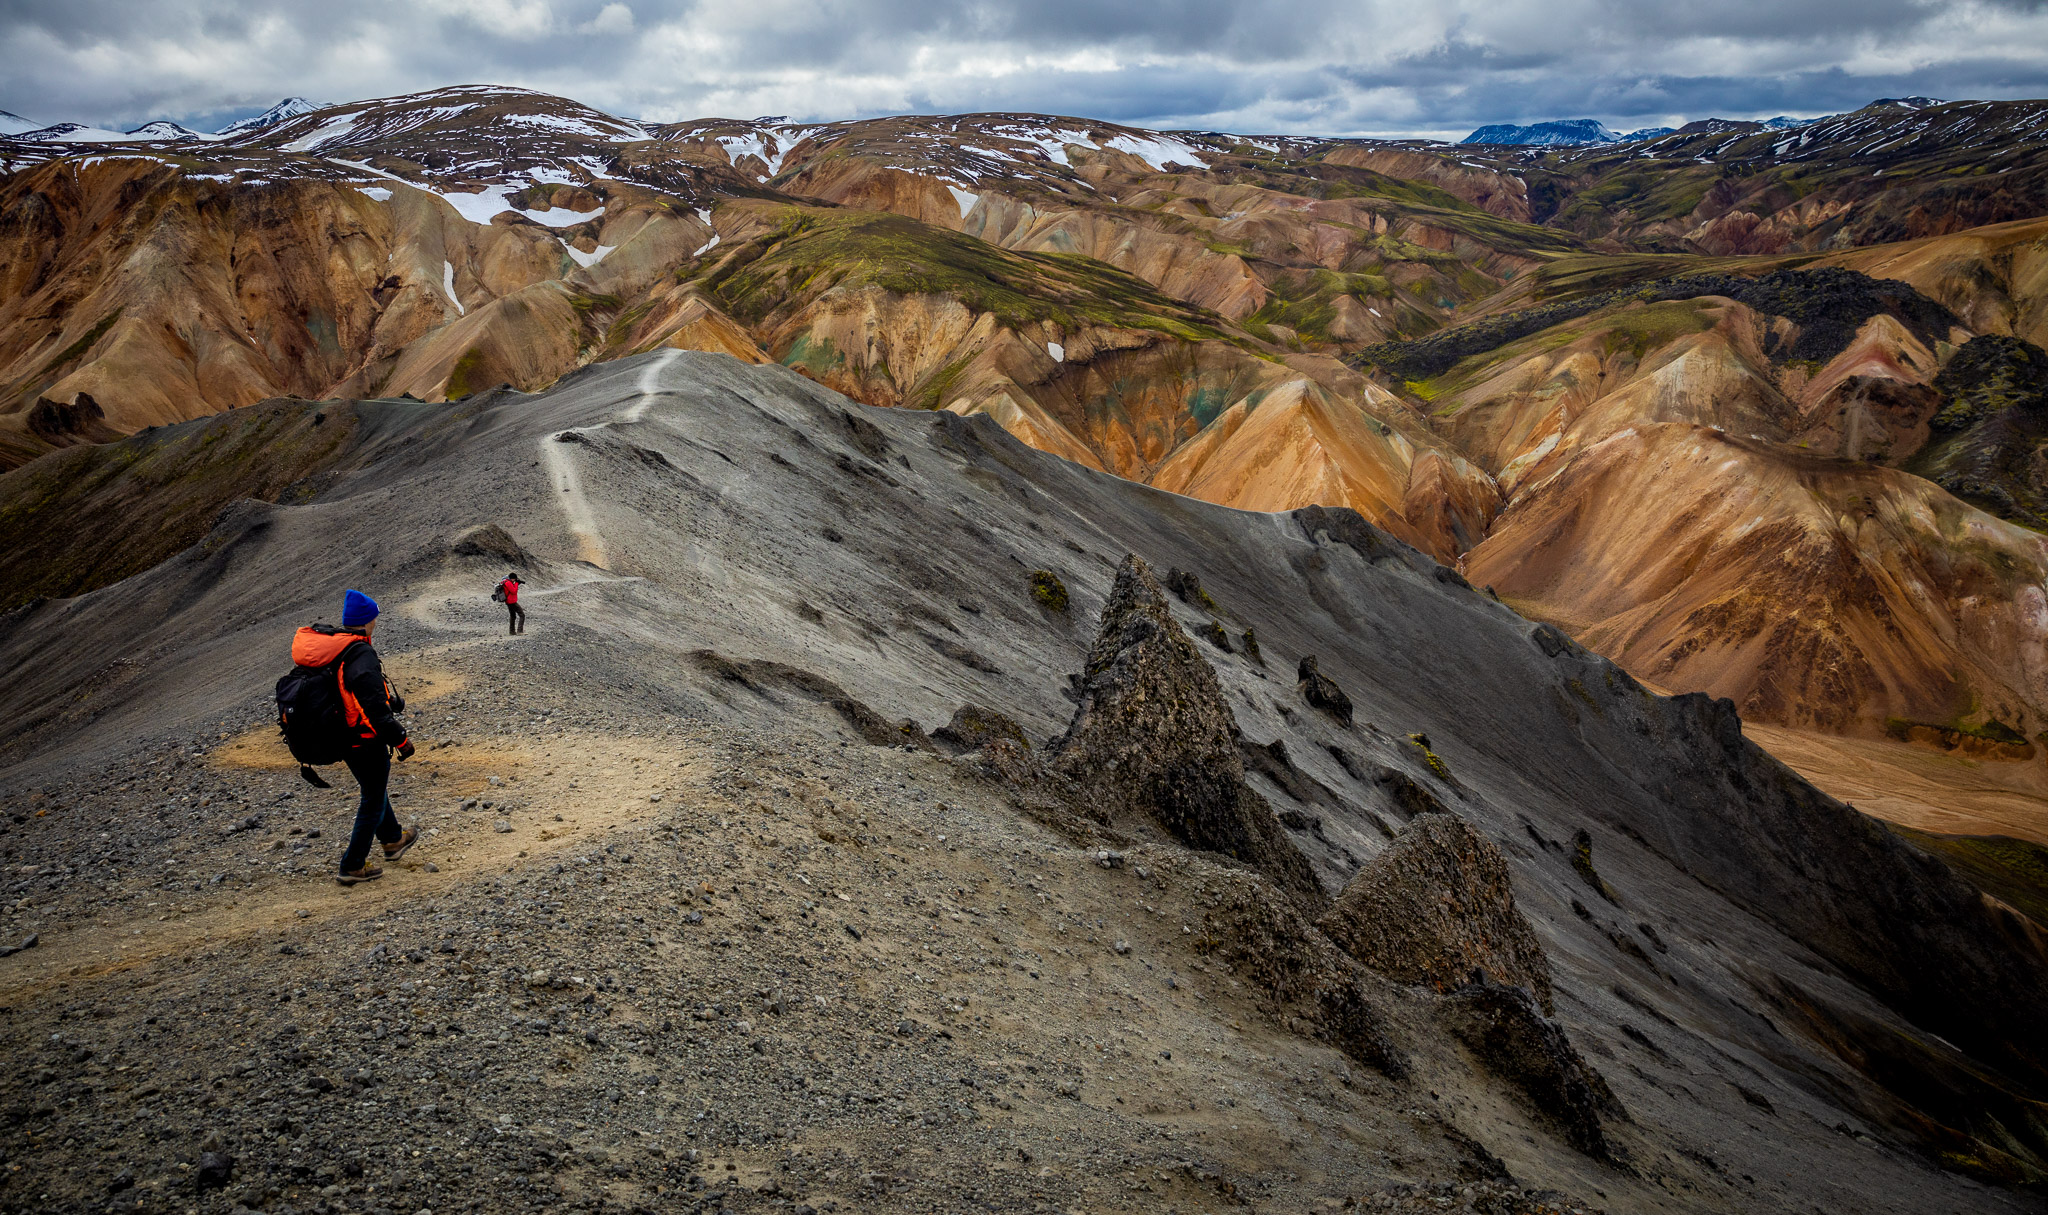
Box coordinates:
[499,572,525,635]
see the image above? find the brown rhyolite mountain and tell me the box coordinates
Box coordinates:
[7,87,2048,745]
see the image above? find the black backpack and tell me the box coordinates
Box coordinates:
[276,657,353,766]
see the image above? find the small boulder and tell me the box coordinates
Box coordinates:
[1163,567,1218,610]
[451,524,531,566]
[195,1151,235,1190]
[830,697,936,750]
[932,704,1031,755]
[1317,813,1554,1012]
[1297,656,1354,727]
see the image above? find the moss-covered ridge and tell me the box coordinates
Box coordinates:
[1904,334,2048,531]
[0,396,461,611]
[1356,266,1958,382]
[711,208,1232,344]
[1891,825,2048,931]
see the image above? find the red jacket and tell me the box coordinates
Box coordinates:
[501,578,521,605]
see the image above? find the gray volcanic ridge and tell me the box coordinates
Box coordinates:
[0,352,2045,1215]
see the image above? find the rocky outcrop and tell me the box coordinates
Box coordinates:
[931,703,1031,754]
[1318,813,1554,1012]
[1188,862,1401,1075]
[1048,555,1323,905]
[1297,655,1354,727]
[450,524,532,567]
[1440,977,1624,1161]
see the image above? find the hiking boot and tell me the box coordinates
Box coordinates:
[336,865,384,886]
[383,827,418,862]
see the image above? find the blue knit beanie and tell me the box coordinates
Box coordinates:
[341,589,380,628]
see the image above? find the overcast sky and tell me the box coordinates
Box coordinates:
[4,0,2048,138]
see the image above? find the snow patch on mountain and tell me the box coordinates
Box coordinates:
[0,109,36,137]
[433,183,600,227]
[1099,132,1208,170]
[124,121,218,142]
[13,123,142,144]
[216,98,321,137]
[284,113,363,153]
[505,111,647,141]
[563,242,616,268]
[947,185,980,217]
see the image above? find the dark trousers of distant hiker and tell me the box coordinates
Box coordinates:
[340,745,404,872]
[506,602,525,635]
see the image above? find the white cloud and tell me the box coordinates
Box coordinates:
[580,2,633,35]
[4,0,2048,137]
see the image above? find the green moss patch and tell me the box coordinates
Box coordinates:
[33,308,123,380]
[1029,569,1070,612]
[714,210,1229,344]
[1891,826,2048,928]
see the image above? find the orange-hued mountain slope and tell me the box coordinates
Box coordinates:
[7,86,2048,753]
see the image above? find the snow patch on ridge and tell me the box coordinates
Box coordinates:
[1099,132,1208,171]
[946,186,980,217]
[431,183,601,228]
[284,113,363,152]
[443,261,464,315]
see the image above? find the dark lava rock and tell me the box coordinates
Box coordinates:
[1374,765,1449,820]
[1297,655,1354,727]
[1317,813,1555,1013]
[1048,555,1322,904]
[195,1151,235,1190]
[1194,868,1400,1074]
[932,704,1031,754]
[831,698,935,751]
[1163,566,1217,610]
[1440,977,1624,1161]
[450,524,529,566]
[1571,828,1620,905]
[1906,333,2048,530]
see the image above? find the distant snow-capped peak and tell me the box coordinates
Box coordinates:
[126,121,218,141]
[1461,118,1621,146]
[217,97,322,137]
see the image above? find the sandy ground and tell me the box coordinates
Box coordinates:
[1748,725,2048,845]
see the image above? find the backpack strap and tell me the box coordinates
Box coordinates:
[330,637,377,739]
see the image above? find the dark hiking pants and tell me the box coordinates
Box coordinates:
[340,745,403,873]
[507,602,525,634]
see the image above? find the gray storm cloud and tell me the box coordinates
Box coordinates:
[2,0,2046,136]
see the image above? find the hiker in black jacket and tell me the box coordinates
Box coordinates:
[294,590,419,884]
